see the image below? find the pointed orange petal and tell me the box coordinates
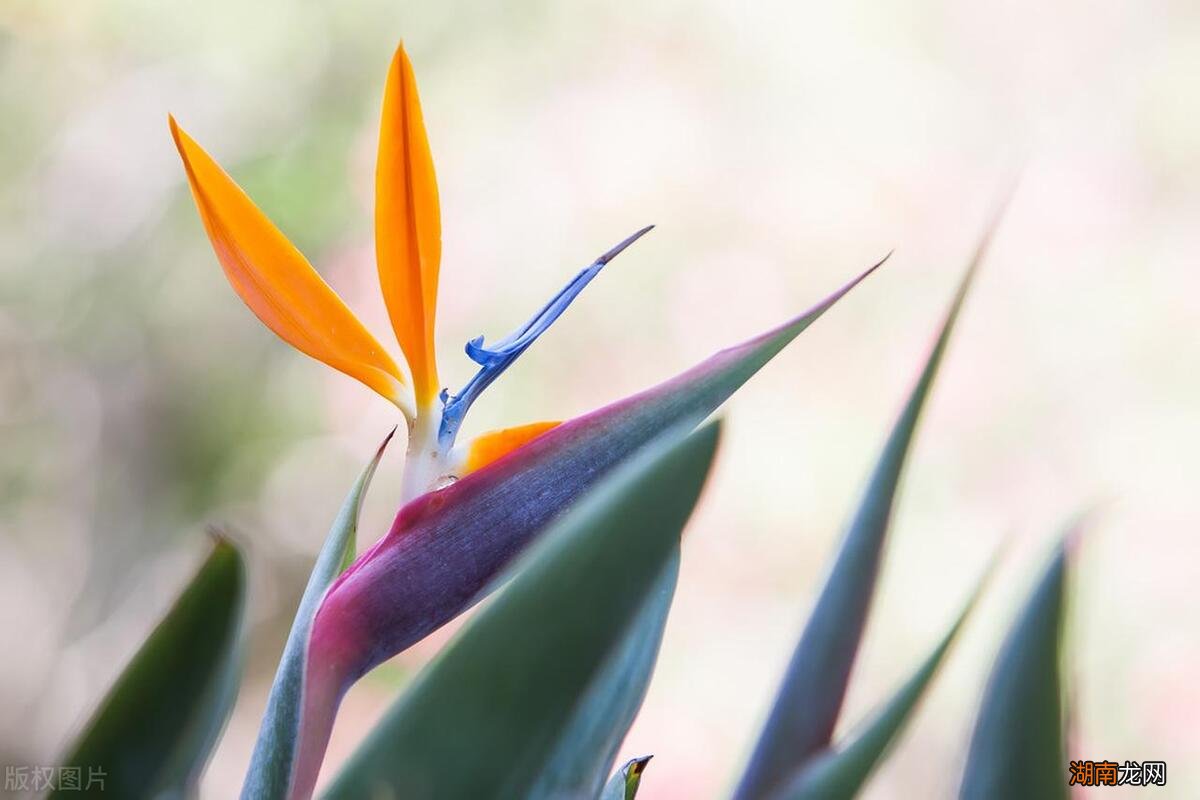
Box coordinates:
[460,421,561,474]
[376,44,441,408]
[170,117,413,418]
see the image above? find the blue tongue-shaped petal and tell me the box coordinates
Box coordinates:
[439,225,653,447]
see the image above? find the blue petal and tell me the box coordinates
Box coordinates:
[439,226,654,448]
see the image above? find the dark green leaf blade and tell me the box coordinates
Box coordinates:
[527,553,678,799]
[600,756,653,800]
[734,231,993,800]
[53,536,245,799]
[767,572,989,800]
[323,422,721,799]
[240,430,393,800]
[958,532,1075,800]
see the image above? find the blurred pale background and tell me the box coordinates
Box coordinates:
[1,0,1197,797]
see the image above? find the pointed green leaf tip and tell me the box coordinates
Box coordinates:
[959,523,1079,800]
[323,422,721,799]
[766,565,992,800]
[734,224,995,800]
[52,536,245,799]
[241,429,394,800]
[601,756,654,800]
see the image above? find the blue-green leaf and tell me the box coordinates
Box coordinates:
[240,430,393,800]
[958,532,1075,800]
[527,553,678,799]
[600,756,653,800]
[766,573,988,800]
[52,536,245,799]
[322,422,721,799]
[734,230,992,800]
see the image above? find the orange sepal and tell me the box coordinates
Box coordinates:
[170,117,413,417]
[460,421,561,474]
[376,43,441,407]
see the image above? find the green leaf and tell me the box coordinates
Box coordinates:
[323,422,722,799]
[53,535,245,799]
[601,756,653,800]
[767,572,989,800]
[240,430,393,800]
[734,229,993,800]
[958,531,1075,800]
[527,553,678,799]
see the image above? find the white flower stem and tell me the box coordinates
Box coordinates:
[399,403,450,503]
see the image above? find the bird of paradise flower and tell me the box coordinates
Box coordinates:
[170,47,657,505]
[170,43,884,800]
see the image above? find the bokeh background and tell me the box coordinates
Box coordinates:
[2,0,1197,797]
